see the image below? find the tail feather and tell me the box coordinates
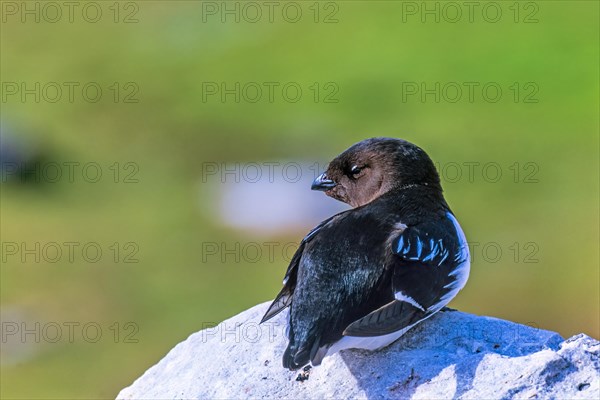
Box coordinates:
[282,331,319,370]
[283,345,308,370]
[309,339,329,366]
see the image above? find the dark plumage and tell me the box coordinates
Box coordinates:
[261,137,470,370]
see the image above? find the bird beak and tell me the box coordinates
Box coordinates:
[311,172,337,191]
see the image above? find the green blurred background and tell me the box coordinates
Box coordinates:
[1,1,598,398]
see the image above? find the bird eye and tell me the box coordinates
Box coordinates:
[350,165,362,175]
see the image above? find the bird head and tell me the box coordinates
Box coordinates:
[311,137,441,208]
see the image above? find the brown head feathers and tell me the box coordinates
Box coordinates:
[312,137,442,208]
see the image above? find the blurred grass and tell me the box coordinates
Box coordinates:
[1,1,599,398]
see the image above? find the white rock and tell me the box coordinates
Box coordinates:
[117,302,600,400]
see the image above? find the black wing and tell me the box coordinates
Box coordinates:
[344,215,466,337]
[260,214,340,324]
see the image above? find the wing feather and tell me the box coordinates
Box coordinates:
[260,214,340,324]
[341,213,467,338]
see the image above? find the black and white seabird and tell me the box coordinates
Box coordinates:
[261,137,471,370]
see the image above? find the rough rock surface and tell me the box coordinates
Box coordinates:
[118,302,599,399]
